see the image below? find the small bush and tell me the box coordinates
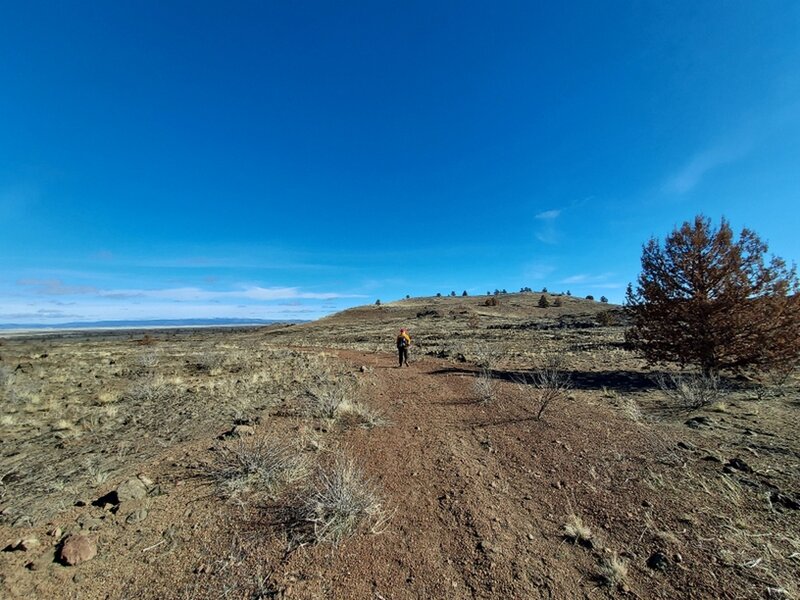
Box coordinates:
[126,375,168,402]
[284,456,388,546]
[137,350,160,369]
[485,297,499,307]
[513,355,572,420]
[337,400,386,429]
[538,295,549,308]
[304,378,356,420]
[563,514,593,546]
[473,368,496,404]
[655,372,723,409]
[206,437,310,501]
[599,554,629,588]
[586,295,595,301]
[553,297,562,307]
[596,310,616,326]
[136,334,157,346]
[194,352,225,375]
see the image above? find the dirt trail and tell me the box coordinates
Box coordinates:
[273,349,596,599]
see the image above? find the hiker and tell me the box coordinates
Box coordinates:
[396,328,411,367]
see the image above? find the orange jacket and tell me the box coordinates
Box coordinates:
[397,331,411,348]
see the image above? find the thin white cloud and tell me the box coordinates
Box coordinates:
[99,286,364,302]
[559,272,615,285]
[523,261,557,280]
[665,141,751,194]
[15,280,363,302]
[535,209,561,220]
[534,209,562,244]
[18,279,99,295]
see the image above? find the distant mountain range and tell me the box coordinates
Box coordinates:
[0,318,304,331]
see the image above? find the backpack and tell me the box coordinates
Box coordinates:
[398,335,408,349]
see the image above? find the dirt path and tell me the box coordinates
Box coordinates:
[3,347,741,599]
[268,349,599,599]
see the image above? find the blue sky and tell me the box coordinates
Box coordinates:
[1,2,799,324]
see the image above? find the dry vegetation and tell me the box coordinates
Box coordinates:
[1,293,798,599]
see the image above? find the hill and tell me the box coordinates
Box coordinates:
[0,294,797,599]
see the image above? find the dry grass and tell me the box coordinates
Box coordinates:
[205,436,311,502]
[655,371,724,409]
[473,368,497,404]
[304,377,355,420]
[563,513,593,546]
[337,399,387,429]
[598,553,629,588]
[0,338,331,524]
[283,455,389,547]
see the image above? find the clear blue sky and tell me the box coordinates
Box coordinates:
[2,1,799,324]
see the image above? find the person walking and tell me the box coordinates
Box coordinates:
[396,328,411,367]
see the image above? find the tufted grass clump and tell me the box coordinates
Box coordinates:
[284,455,389,547]
[206,436,310,501]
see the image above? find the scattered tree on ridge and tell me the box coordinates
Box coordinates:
[625,215,800,376]
[600,296,609,303]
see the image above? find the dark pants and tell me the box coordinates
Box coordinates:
[398,346,409,366]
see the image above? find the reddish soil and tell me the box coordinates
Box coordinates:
[2,341,798,599]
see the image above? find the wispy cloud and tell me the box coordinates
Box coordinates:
[665,141,751,194]
[523,261,557,281]
[534,209,561,244]
[558,272,622,290]
[0,308,82,320]
[559,272,615,285]
[14,280,365,304]
[116,286,364,302]
[18,279,99,295]
[535,209,561,220]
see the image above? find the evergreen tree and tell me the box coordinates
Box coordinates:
[625,215,800,375]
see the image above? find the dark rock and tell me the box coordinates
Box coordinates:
[646,551,669,571]
[724,457,752,473]
[677,441,696,451]
[770,492,800,511]
[685,416,713,429]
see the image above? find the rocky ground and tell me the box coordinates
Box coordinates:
[1,293,798,599]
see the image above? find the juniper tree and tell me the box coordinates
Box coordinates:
[625,215,800,376]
